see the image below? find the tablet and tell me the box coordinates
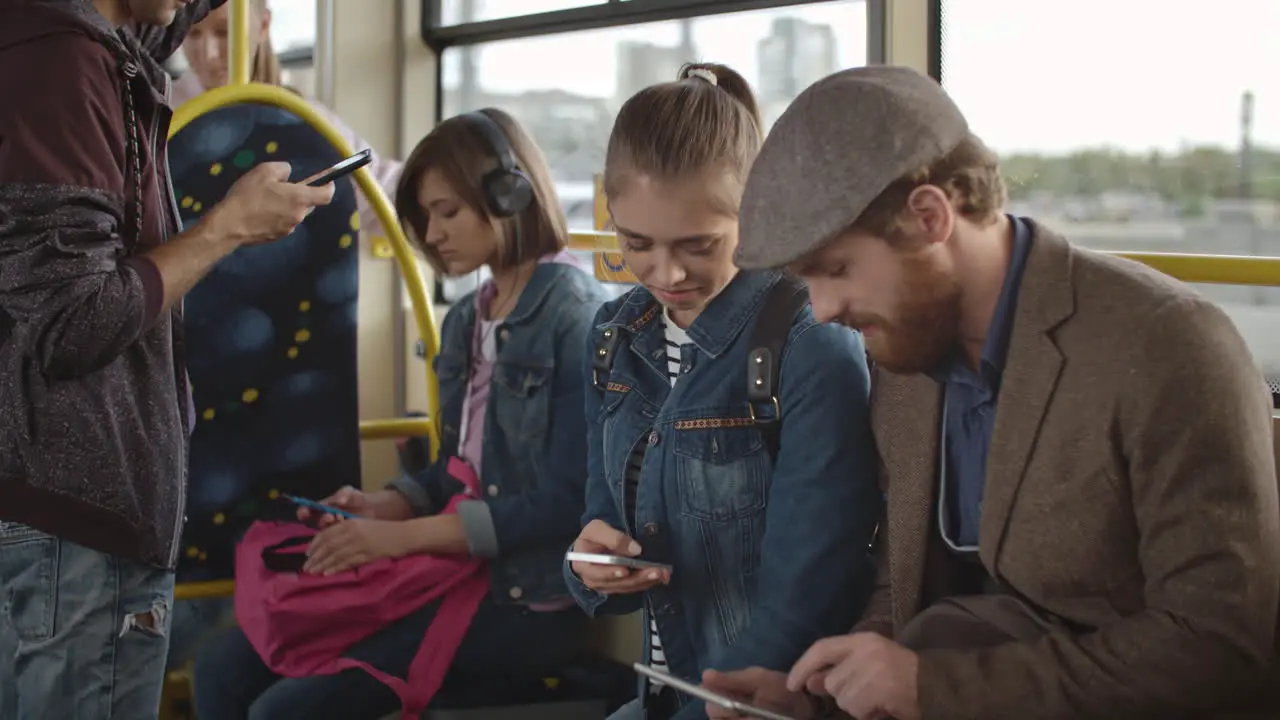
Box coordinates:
[632,663,796,720]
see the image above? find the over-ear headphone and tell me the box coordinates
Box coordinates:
[461,111,534,219]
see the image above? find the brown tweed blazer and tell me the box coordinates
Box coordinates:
[856,220,1280,719]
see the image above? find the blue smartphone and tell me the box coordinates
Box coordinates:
[283,494,357,520]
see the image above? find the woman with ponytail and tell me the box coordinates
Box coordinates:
[564,63,882,720]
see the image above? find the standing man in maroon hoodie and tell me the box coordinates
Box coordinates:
[0,1,336,717]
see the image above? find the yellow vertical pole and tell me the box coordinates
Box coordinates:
[229,0,251,85]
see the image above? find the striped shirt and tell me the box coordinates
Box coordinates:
[623,309,690,691]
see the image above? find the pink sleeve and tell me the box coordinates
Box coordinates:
[306,101,403,240]
[169,72,204,110]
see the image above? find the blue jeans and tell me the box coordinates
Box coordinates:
[194,597,585,720]
[0,521,175,720]
[608,698,645,720]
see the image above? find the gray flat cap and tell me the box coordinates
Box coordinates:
[736,65,969,270]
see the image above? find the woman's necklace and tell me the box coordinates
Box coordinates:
[474,267,528,362]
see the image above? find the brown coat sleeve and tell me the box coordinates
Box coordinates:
[916,297,1280,718]
[850,536,892,637]
[854,366,894,637]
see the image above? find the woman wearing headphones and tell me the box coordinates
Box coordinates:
[193,108,610,720]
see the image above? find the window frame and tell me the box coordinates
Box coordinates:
[428,0,886,125]
[423,0,863,49]
[425,0,883,300]
[927,0,941,79]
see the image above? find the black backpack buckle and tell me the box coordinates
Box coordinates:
[746,347,780,423]
[592,326,623,391]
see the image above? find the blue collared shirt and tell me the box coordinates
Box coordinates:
[932,216,1032,549]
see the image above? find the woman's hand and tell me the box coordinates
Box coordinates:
[303,519,414,575]
[296,486,413,528]
[570,519,671,594]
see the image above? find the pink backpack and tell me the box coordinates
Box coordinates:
[235,458,491,718]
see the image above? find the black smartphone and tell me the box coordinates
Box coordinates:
[301,148,373,186]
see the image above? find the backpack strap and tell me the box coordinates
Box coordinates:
[746,274,810,463]
[591,324,624,392]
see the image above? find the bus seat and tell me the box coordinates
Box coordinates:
[167,102,362,585]
[423,700,604,720]
[409,619,640,719]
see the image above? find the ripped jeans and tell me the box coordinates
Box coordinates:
[0,521,175,720]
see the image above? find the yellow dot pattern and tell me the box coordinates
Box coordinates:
[187,546,199,558]
[288,300,311,359]
[187,146,349,541]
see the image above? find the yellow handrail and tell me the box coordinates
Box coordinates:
[359,417,435,441]
[229,0,250,86]
[568,232,1280,287]
[171,84,442,456]
[175,580,235,600]
[1111,252,1280,287]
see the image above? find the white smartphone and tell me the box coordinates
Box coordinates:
[565,551,673,573]
[632,663,796,720]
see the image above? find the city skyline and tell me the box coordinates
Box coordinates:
[271,0,1280,155]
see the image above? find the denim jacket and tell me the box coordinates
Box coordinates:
[564,270,881,718]
[391,261,610,605]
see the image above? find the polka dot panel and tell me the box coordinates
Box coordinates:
[169,103,363,583]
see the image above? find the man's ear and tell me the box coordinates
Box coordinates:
[904,185,955,247]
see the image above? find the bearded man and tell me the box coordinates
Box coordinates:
[698,65,1280,720]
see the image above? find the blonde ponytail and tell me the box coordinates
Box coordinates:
[248,0,283,87]
[251,33,283,86]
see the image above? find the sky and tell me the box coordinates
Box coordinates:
[266,0,1280,154]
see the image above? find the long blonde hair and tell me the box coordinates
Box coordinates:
[250,0,283,86]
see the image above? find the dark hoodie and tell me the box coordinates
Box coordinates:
[0,0,224,569]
